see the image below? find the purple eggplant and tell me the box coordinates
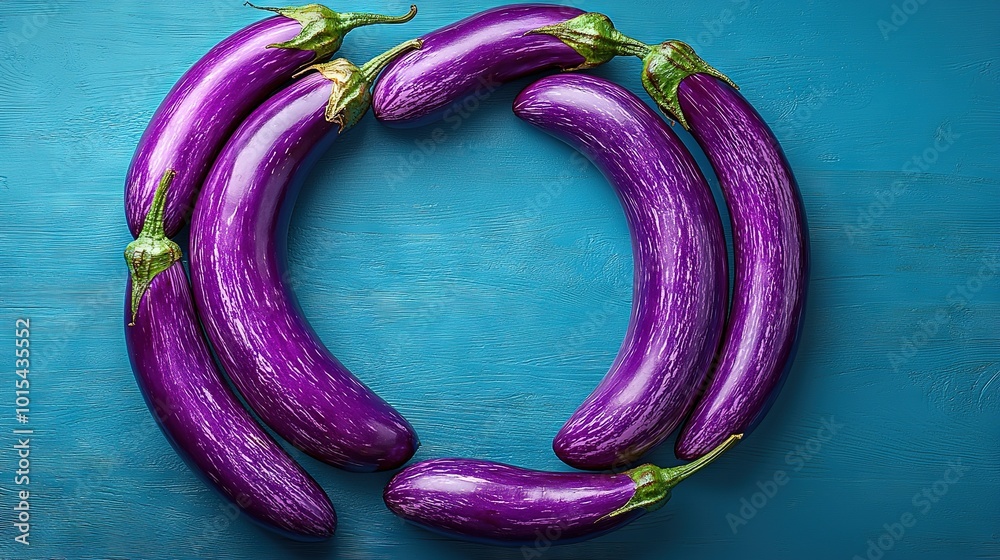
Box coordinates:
[372,4,645,126]
[189,41,423,472]
[383,434,740,545]
[124,3,417,238]
[535,22,809,458]
[124,172,335,540]
[513,74,728,470]
[645,44,809,459]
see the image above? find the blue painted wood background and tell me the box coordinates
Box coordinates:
[1,0,998,558]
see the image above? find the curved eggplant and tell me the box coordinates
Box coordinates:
[383,435,740,545]
[372,4,644,126]
[124,172,335,540]
[125,3,417,238]
[654,46,809,459]
[189,42,423,472]
[531,29,809,459]
[513,74,728,470]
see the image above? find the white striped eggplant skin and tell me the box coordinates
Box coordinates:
[189,44,422,472]
[668,67,809,460]
[528,28,810,461]
[606,40,808,459]
[124,175,335,540]
[514,74,729,470]
[372,4,584,127]
[383,435,742,545]
[385,459,639,545]
[372,5,646,127]
[122,6,417,536]
[124,4,417,238]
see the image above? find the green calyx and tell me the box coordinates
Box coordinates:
[125,170,182,326]
[301,38,422,131]
[603,434,742,520]
[245,2,418,63]
[531,15,739,130]
[640,40,738,129]
[527,12,650,70]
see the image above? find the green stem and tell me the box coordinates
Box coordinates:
[125,170,183,326]
[603,433,742,520]
[244,2,419,63]
[659,432,742,484]
[615,37,651,58]
[528,12,651,70]
[532,14,739,129]
[360,38,423,82]
[243,1,281,14]
[339,4,417,29]
[141,169,173,240]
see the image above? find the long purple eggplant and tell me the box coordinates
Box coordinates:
[189,41,423,472]
[124,3,417,238]
[651,44,809,459]
[534,22,810,458]
[124,172,335,540]
[383,434,740,545]
[372,4,644,126]
[513,74,728,470]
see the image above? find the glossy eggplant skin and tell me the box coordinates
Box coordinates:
[383,458,640,545]
[384,435,741,546]
[674,73,809,460]
[189,72,418,472]
[125,16,311,238]
[372,4,586,126]
[514,74,728,470]
[125,263,336,540]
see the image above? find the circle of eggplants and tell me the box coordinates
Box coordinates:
[122,2,808,546]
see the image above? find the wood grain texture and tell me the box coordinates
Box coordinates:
[1,0,998,558]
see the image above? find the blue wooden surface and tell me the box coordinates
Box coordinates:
[1,0,998,558]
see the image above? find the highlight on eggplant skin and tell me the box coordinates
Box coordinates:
[513,73,728,470]
[613,40,809,459]
[124,173,336,541]
[382,435,741,546]
[124,2,418,238]
[672,70,809,460]
[372,4,637,127]
[529,24,810,459]
[189,43,422,472]
[384,459,638,545]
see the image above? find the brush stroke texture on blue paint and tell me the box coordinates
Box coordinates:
[0,0,998,558]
